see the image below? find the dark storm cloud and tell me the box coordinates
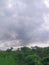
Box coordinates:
[0,0,49,47]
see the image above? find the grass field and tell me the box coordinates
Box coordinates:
[0,52,17,65]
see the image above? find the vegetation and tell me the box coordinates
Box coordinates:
[0,46,49,65]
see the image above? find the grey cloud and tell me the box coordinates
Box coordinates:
[0,0,49,47]
[0,17,44,45]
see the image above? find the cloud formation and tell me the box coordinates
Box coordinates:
[0,0,49,48]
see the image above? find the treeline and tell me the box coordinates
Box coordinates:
[0,46,49,65]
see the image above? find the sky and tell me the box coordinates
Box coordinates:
[0,0,49,49]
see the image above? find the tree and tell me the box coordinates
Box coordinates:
[6,47,13,52]
[42,57,49,65]
[26,54,43,65]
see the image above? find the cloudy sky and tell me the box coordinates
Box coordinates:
[0,0,49,49]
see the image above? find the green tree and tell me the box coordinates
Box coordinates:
[42,57,49,65]
[26,54,43,65]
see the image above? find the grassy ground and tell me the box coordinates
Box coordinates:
[0,52,17,65]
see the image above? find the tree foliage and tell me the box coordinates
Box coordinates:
[0,46,49,65]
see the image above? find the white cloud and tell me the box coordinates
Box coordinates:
[44,0,49,8]
[43,14,49,30]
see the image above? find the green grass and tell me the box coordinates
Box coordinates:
[0,53,17,65]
